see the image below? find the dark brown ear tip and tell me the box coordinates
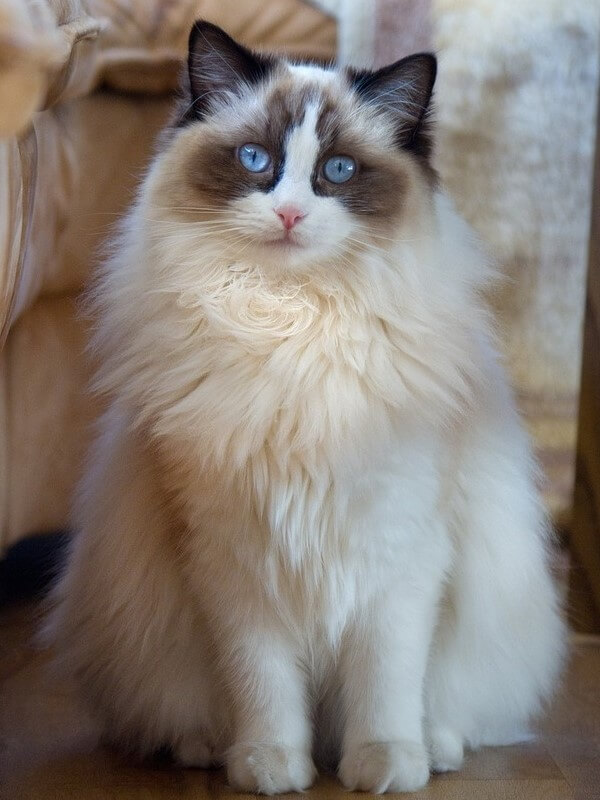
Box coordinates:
[412,52,437,68]
[188,19,234,52]
[349,51,438,98]
[415,52,437,86]
[397,52,437,89]
[184,17,276,124]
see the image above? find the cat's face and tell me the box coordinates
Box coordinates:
[152,22,437,272]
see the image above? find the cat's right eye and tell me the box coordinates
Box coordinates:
[238,144,271,173]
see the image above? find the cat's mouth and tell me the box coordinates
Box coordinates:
[262,236,303,250]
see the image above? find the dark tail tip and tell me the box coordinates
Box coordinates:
[0,531,71,607]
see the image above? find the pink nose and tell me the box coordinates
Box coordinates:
[275,205,305,230]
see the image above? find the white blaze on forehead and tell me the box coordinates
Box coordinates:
[279,102,321,188]
[288,63,336,88]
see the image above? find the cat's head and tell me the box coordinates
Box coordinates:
[151,21,437,272]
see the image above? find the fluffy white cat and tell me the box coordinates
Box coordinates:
[46,21,567,794]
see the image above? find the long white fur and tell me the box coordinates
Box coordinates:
[46,60,567,794]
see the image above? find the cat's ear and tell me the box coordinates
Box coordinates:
[349,53,437,159]
[186,20,275,120]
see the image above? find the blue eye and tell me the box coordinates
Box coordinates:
[238,143,271,173]
[323,155,356,184]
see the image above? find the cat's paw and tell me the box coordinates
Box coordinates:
[227,743,316,794]
[339,740,429,793]
[175,730,220,768]
[428,727,464,773]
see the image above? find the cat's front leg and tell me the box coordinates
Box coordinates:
[338,576,444,793]
[223,627,316,794]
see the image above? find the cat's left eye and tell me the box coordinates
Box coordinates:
[238,143,271,173]
[323,155,356,184]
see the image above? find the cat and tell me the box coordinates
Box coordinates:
[45,20,567,794]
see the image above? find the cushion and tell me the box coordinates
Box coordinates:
[0,0,103,137]
[89,0,337,94]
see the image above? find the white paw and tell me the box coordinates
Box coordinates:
[339,740,429,793]
[428,727,464,773]
[227,743,316,794]
[175,730,219,768]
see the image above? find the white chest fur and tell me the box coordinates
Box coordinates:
[146,270,450,643]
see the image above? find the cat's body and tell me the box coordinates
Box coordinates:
[46,22,566,794]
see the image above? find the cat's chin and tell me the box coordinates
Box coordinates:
[262,238,304,252]
[240,238,326,272]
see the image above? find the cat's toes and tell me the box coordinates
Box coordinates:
[227,743,316,794]
[339,740,429,793]
[175,730,220,768]
[428,727,464,773]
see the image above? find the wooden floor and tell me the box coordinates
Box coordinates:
[1,602,599,800]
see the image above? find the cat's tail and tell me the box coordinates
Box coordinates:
[0,531,71,607]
